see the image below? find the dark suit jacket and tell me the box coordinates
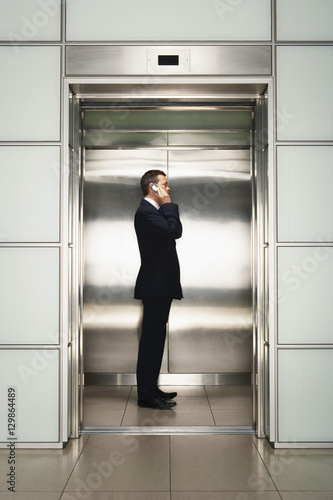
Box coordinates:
[134,199,183,299]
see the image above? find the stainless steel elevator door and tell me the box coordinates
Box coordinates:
[82,107,253,377]
[83,150,167,373]
[169,150,252,373]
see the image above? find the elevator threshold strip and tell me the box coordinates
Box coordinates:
[81,426,255,436]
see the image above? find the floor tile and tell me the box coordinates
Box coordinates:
[206,386,252,410]
[83,385,253,427]
[122,408,215,426]
[212,409,253,426]
[205,385,252,397]
[83,408,125,426]
[173,396,210,410]
[163,386,207,397]
[61,492,170,500]
[127,386,207,409]
[0,436,88,492]
[1,494,61,500]
[280,493,333,500]
[84,386,131,409]
[172,493,281,500]
[254,438,333,491]
[171,435,276,492]
[65,435,170,493]
[130,386,206,399]
[121,407,176,427]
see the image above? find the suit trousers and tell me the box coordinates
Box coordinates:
[136,296,173,400]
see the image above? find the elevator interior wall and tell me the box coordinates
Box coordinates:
[81,104,254,382]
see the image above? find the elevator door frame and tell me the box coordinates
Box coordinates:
[82,107,254,382]
[65,77,274,440]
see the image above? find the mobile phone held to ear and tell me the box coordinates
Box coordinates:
[151,183,159,194]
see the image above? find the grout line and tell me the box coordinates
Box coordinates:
[251,436,283,498]
[204,385,217,426]
[169,434,172,497]
[119,385,133,426]
[59,435,91,498]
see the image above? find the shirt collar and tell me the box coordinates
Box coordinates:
[144,197,160,210]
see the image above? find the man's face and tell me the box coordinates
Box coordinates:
[156,175,170,193]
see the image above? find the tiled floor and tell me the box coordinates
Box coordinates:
[1,434,333,499]
[1,386,333,499]
[82,385,253,427]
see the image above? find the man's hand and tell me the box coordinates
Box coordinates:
[157,186,171,205]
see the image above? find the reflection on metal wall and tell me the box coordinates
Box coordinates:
[169,149,252,373]
[82,107,253,377]
[83,150,165,372]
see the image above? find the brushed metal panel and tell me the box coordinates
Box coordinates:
[83,149,168,373]
[83,328,139,373]
[66,46,147,76]
[82,112,253,377]
[169,309,253,372]
[70,82,268,99]
[85,372,251,386]
[84,130,250,149]
[66,45,271,76]
[169,148,251,176]
[190,45,271,75]
[168,131,251,147]
[168,149,252,373]
[83,109,252,132]
[84,131,168,148]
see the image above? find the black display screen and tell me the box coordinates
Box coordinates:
[158,55,179,66]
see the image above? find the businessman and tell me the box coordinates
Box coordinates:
[134,170,183,409]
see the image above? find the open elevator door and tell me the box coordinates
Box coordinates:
[80,102,255,420]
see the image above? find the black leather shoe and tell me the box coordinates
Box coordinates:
[155,388,178,401]
[137,395,176,410]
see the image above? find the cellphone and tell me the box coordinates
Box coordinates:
[151,183,159,194]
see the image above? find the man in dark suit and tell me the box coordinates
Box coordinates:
[134,170,183,409]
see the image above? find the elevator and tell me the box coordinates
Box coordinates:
[82,104,253,377]
[68,81,269,435]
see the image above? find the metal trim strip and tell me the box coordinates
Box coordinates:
[81,425,255,436]
[66,45,272,76]
[84,373,252,386]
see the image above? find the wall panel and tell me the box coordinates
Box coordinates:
[278,349,333,442]
[66,0,271,41]
[0,46,61,141]
[277,146,333,242]
[0,248,60,345]
[278,247,333,344]
[276,46,333,141]
[0,146,60,243]
[277,0,333,41]
[0,350,59,442]
[0,0,61,41]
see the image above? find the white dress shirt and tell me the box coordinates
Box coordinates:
[144,197,160,210]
